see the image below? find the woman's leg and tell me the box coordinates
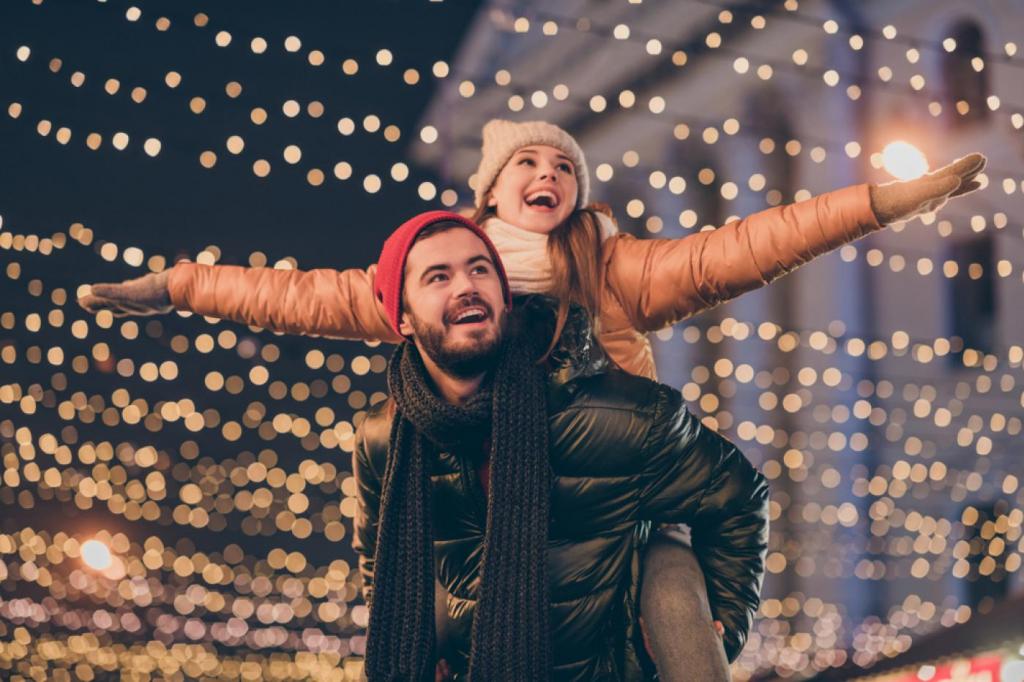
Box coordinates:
[640,528,731,681]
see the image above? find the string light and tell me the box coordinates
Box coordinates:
[5,97,456,195]
[84,0,419,94]
[411,7,1024,187]
[22,3,1023,203]
[11,35,424,187]
[881,141,929,180]
[80,538,112,570]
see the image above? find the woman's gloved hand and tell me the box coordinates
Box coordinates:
[869,153,986,225]
[77,270,173,317]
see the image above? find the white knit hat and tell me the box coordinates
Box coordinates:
[473,119,590,210]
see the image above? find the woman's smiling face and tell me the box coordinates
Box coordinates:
[487,145,578,234]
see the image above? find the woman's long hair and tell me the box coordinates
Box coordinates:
[472,202,613,359]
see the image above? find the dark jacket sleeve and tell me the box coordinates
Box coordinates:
[638,385,770,662]
[351,424,383,606]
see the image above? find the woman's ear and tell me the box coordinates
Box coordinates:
[487,192,498,208]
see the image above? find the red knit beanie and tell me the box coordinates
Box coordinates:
[374,210,512,336]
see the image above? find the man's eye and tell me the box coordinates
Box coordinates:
[428,273,448,284]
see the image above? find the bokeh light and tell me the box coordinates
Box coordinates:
[883,141,930,181]
[81,538,112,570]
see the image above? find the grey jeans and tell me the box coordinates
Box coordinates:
[434,527,731,680]
[640,527,731,681]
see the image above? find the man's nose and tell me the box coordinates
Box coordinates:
[450,271,478,296]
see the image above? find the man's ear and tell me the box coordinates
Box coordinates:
[398,310,414,338]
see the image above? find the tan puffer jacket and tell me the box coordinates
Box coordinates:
[168,184,881,380]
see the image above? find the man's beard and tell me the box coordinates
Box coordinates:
[409,298,504,379]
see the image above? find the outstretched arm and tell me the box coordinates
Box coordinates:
[639,385,770,662]
[79,262,402,343]
[606,154,986,332]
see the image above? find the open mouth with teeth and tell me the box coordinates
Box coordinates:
[448,305,490,326]
[525,190,559,210]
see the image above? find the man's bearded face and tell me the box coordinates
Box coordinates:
[399,228,507,379]
[406,292,504,378]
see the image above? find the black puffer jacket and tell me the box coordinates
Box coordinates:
[352,302,770,679]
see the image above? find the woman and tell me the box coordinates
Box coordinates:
[80,119,984,680]
[80,120,984,379]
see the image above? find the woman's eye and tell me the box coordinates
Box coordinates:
[559,163,573,174]
[472,266,490,275]
[518,158,535,166]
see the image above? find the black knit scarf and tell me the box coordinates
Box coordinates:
[366,331,552,680]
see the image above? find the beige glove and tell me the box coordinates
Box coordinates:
[78,269,173,317]
[869,153,986,225]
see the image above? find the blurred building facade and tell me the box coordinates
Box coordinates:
[410,0,1024,678]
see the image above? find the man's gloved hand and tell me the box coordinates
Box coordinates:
[77,270,173,317]
[869,153,986,225]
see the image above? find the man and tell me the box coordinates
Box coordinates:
[354,210,769,680]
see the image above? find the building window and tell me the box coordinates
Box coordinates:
[942,21,988,125]
[948,234,994,358]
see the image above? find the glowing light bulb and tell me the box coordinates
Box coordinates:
[81,539,112,570]
[882,141,929,180]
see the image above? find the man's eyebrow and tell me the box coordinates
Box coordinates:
[418,255,494,282]
[419,263,451,282]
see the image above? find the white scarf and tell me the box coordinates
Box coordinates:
[482,213,619,295]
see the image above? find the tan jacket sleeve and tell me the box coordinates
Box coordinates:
[167,263,403,343]
[604,183,882,332]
